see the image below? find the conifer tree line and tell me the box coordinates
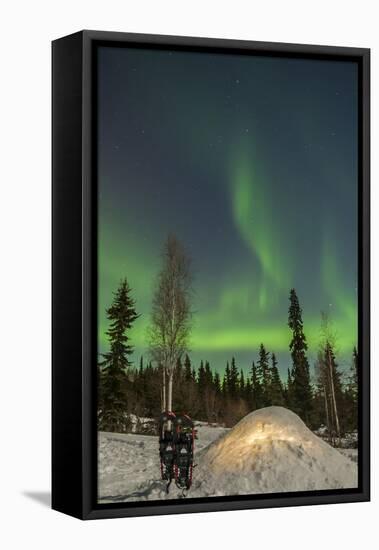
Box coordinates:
[98,277,358,440]
[97,235,358,441]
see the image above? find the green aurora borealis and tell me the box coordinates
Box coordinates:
[97,46,358,376]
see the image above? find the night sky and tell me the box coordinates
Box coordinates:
[97,45,358,378]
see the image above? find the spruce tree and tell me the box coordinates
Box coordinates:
[269,353,284,405]
[204,361,213,386]
[143,361,160,418]
[229,357,239,398]
[240,369,245,397]
[288,288,313,424]
[223,361,231,396]
[350,347,358,403]
[245,377,252,407]
[346,347,358,432]
[135,356,145,411]
[346,346,358,431]
[182,354,197,416]
[99,279,139,432]
[285,368,293,408]
[250,361,262,410]
[256,344,271,406]
[198,360,206,388]
[214,372,221,395]
[202,360,215,422]
[213,371,222,422]
[184,354,192,381]
[176,356,183,377]
[197,360,206,416]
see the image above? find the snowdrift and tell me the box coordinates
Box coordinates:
[193,406,357,496]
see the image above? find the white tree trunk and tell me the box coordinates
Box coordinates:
[323,383,331,442]
[165,369,174,431]
[162,367,166,412]
[328,348,341,442]
[167,370,173,412]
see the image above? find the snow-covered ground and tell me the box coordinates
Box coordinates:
[338,448,358,463]
[98,423,226,502]
[98,407,357,503]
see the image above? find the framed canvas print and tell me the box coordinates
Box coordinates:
[52,31,370,520]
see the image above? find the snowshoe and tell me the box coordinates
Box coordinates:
[158,411,176,488]
[173,414,195,491]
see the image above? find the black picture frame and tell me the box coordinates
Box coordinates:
[52,30,370,520]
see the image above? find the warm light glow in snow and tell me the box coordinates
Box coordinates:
[246,422,298,444]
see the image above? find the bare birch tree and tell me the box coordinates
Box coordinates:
[318,312,341,445]
[149,235,192,414]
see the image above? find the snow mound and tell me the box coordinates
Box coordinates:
[193,407,357,496]
[97,408,358,502]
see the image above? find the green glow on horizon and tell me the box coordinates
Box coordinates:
[98,305,356,357]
